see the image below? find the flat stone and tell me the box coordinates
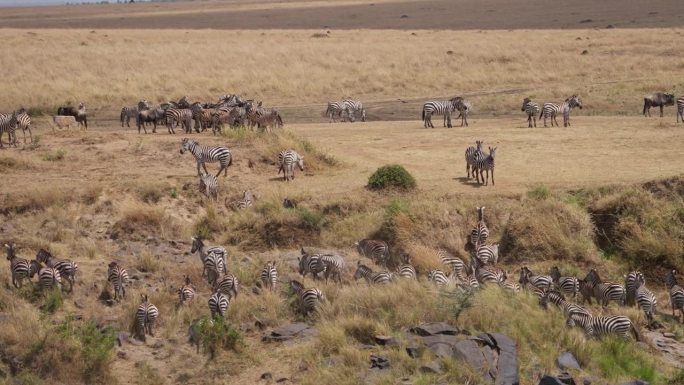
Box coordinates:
[557,352,581,370]
[375,335,399,346]
[410,322,459,336]
[452,333,519,385]
[263,322,313,341]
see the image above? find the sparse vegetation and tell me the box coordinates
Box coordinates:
[42,149,65,162]
[191,316,244,359]
[368,165,416,190]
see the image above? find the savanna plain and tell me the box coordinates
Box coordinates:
[1,1,684,385]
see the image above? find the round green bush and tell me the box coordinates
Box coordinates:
[367,164,416,190]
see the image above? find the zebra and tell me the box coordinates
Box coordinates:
[665,269,684,323]
[474,147,496,186]
[475,243,499,265]
[464,140,484,180]
[438,249,467,278]
[228,190,253,210]
[177,275,196,305]
[470,206,489,249]
[521,97,540,128]
[10,109,31,144]
[107,261,129,300]
[165,108,193,134]
[428,270,451,286]
[208,291,230,318]
[518,266,552,291]
[191,237,227,278]
[36,249,78,292]
[353,261,393,284]
[475,264,506,285]
[260,260,278,290]
[36,264,62,291]
[624,271,642,306]
[325,101,345,123]
[199,172,218,201]
[289,280,324,316]
[397,254,416,279]
[214,273,239,300]
[539,95,583,127]
[0,111,18,149]
[190,103,212,132]
[567,313,639,341]
[549,266,579,298]
[421,99,460,128]
[499,280,521,292]
[120,106,140,128]
[539,289,591,317]
[677,97,684,123]
[452,97,472,127]
[136,294,159,339]
[298,248,327,280]
[582,269,625,306]
[355,239,389,267]
[249,109,284,131]
[204,252,227,287]
[635,276,657,323]
[180,138,233,177]
[277,149,305,182]
[320,253,346,283]
[5,242,34,288]
[342,99,366,122]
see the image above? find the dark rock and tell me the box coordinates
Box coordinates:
[400,14,408,18]
[405,344,424,358]
[606,25,615,29]
[579,19,593,23]
[260,372,272,380]
[539,373,577,385]
[557,352,580,370]
[452,333,518,385]
[419,361,442,374]
[410,322,459,336]
[375,335,399,346]
[276,378,288,383]
[152,341,164,349]
[117,350,127,359]
[370,354,390,369]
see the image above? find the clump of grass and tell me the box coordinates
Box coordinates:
[136,251,161,273]
[26,134,41,150]
[296,207,325,230]
[136,183,165,204]
[191,316,244,359]
[55,317,117,385]
[527,185,551,200]
[135,363,165,385]
[40,288,63,314]
[594,337,658,383]
[367,164,416,190]
[27,105,49,117]
[111,201,182,240]
[0,189,70,214]
[42,149,65,161]
[192,205,226,240]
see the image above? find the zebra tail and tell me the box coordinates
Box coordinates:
[421,109,425,121]
[539,109,544,120]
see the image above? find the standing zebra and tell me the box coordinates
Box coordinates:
[355,239,390,267]
[469,206,489,249]
[10,109,31,144]
[107,261,129,301]
[676,96,684,123]
[354,261,393,284]
[214,273,239,299]
[428,270,451,286]
[452,97,472,127]
[624,271,642,306]
[298,248,327,280]
[521,97,540,128]
[540,289,591,317]
[320,254,346,283]
[464,140,484,180]
[635,275,657,323]
[0,111,18,148]
[325,101,345,123]
[567,313,639,341]
[475,243,499,265]
[136,294,159,340]
[165,108,193,134]
[438,249,467,278]
[36,249,78,292]
[180,138,233,177]
[421,99,460,128]
[518,266,552,291]
[289,280,324,316]
[5,242,34,288]
[581,269,625,307]
[208,291,230,318]
[120,106,140,128]
[475,263,507,285]
[177,275,196,305]
[260,261,278,291]
[396,254,416,279]
[549,266,579,298]
[539,95,583,127]
[474,147,496,186]
[204,252,227,287]
[665,269,684,323]
[199,172,219,201]
[342,99,366,122]
[191,237,227,278]
[33,261,62,291]
[277,149,305,182]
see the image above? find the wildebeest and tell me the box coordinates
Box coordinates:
[136,106,165,134]
[643,93,675,117]
[57,103,88,129]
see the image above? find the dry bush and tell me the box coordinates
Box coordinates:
[0,189,70,215]
[111,200,184,241]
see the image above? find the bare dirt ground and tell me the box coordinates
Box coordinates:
[1,0,683,30]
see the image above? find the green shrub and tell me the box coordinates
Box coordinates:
[527,185,550,200]
[41,288,63,314]
[595,337,658,383]
[191,316,243,359]
[368,164,416,190]
[56,317,116,385]
[297,207,325,229]
[42,149,65,161]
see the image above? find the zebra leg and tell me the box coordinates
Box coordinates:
[660,105,664,117]
[491,169,494,186]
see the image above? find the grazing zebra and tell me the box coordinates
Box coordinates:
[540,289,591,317]
[397,254,416,279]
[214,273,239,299]
[353,261,393,284]
[567,313,639,341]
[624,271,642,306]
[107,261,129,300]
[177,275,196,305]
[204,252,227,287]
[5,242,34,288]
[635,278,657,323]
[0,112,18,148]
[422,99,460,128]
[180,138,233,177]
[521,97,540,128]
[549,266,579,298]
[165,108,193,134]
[208,291,230,318]
[229,190,254,210]
[438,249,467,278]
[320,254,346,283]
[120,106,140,128]
[199,172,219,201]
[277,149,305,182]
[325,101,345,123]
[676,96,684,123]
[428,270,451,286]
[665,269,684,323]
[470,206,489,248]
[342,99,366,122]
[475,243,499,265]
[464,140,484,180]
[518,266,552,291]
[539,95,583,127]
[452,97,472,127]
[36,249,78,292]
[136,294,159,339]
[474,147,496,186]
[298,248,327,280]
[260,261,278,290]
[289,280,324,316]
[355,239,389,267]
[37,265,62,290]
[191,237,227,278]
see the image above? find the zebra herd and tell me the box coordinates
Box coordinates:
[325,99,366,123]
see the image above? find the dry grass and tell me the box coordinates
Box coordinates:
[1,28,684,117]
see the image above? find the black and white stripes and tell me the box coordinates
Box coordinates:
[677,97,684,123]
[665,269,684,323]
[136,294,159,339]
[278,149,305,182]
[521,97,540,128]
[108,261,129,300]
[199,172,219,201]
[353,261,392,284]
[540,95,582,127]
[567,313,639,340]
[180,138,233,177]
[260,261,278,290]
[208,291,230,318]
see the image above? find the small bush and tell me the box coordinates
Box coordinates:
[193,206,225,240]
[297,207,325,229]
[26,134,41,150]
[367,164,416,190]
[42,149,66,161]
[136,251,160,273]
[55,317,116,384]
[41,288,63,314]
[191,316,243,359]
[527,185,550,200]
